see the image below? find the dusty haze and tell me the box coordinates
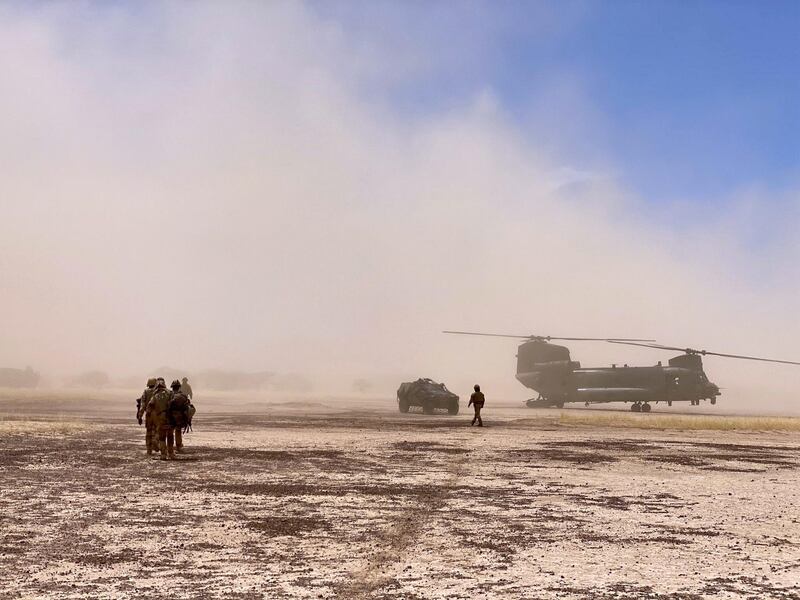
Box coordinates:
[1,3,799,411]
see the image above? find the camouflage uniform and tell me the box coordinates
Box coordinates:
[137,378,158,455]
[149,382,175,460]
[180,377,193,400]
[169,381,191,452]
[468,386,485,427]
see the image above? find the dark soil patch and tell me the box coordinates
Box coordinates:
[700,576,800,599]
[512,448,618,464]
[181,447,349,465]
[75,548,140,567]
[731,456,797,466]
[455,518,562,560]
[681,442,800,453]
[643,454,710,467]
[547,582,704,599]
[648,524,721,538]
[700,465,765,473]
[563,491,692,513]
[575,494,633,510]
[206,481,448,499]
[661,442,799,467]
[185,447,297,462]
[578,532,691,546]
[544,439,657,452]
[392,441,470,454]
[247,516,330,536]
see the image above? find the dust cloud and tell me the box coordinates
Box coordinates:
[0,3,798,412]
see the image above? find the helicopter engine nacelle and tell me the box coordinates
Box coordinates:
[515,341,575,395]
[668,354,703,371]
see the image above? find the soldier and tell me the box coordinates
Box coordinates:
[149,378,175,460]
[169,380,191,453]
[468,384,485,427]
[181,376,193,400]
[136,378,158,455]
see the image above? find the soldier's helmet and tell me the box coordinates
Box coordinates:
[182,377,188,383]
[156,378,166,389]
[171,379,181,391]
[146,377,157,387]
[474,384,481,392]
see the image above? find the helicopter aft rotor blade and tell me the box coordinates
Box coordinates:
[693,350,800,366]
[607,340,800,366]
[442,331,656,342]
[552,337,657,342]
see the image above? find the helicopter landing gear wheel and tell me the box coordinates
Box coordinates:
[631,402,641,412]
[641,403,652,413]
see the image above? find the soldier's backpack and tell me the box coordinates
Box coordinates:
[169,393,191,428]
[186,403,196,431]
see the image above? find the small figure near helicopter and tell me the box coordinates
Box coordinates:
[444,331,800,412]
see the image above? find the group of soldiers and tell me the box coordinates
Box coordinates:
[136,376,195,460]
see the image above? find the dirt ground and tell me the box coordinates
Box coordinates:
[1,392,799,599]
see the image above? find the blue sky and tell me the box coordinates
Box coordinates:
[318,1,800,206]
[2,1,798,396]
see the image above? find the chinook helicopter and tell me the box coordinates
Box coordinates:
[443,331,800,412]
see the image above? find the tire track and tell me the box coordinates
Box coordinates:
[335,449,471,599]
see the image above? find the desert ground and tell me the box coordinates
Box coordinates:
[1,390,799,599]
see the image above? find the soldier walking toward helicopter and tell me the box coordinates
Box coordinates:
[468,384,485,427]
[136,377,158,455]
[150,378,175,460]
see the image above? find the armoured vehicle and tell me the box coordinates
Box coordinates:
[397,378,459,415]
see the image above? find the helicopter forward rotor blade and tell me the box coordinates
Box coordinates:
[607,341,681,351]
[608,341,800,366]
[443,331,655,342]
[442,331,532,339]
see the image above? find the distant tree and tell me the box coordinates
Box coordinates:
[0,367,40,388]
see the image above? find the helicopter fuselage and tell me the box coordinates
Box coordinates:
[444,330,797,412]
[518,364,720,407]
[515,340,720,409]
